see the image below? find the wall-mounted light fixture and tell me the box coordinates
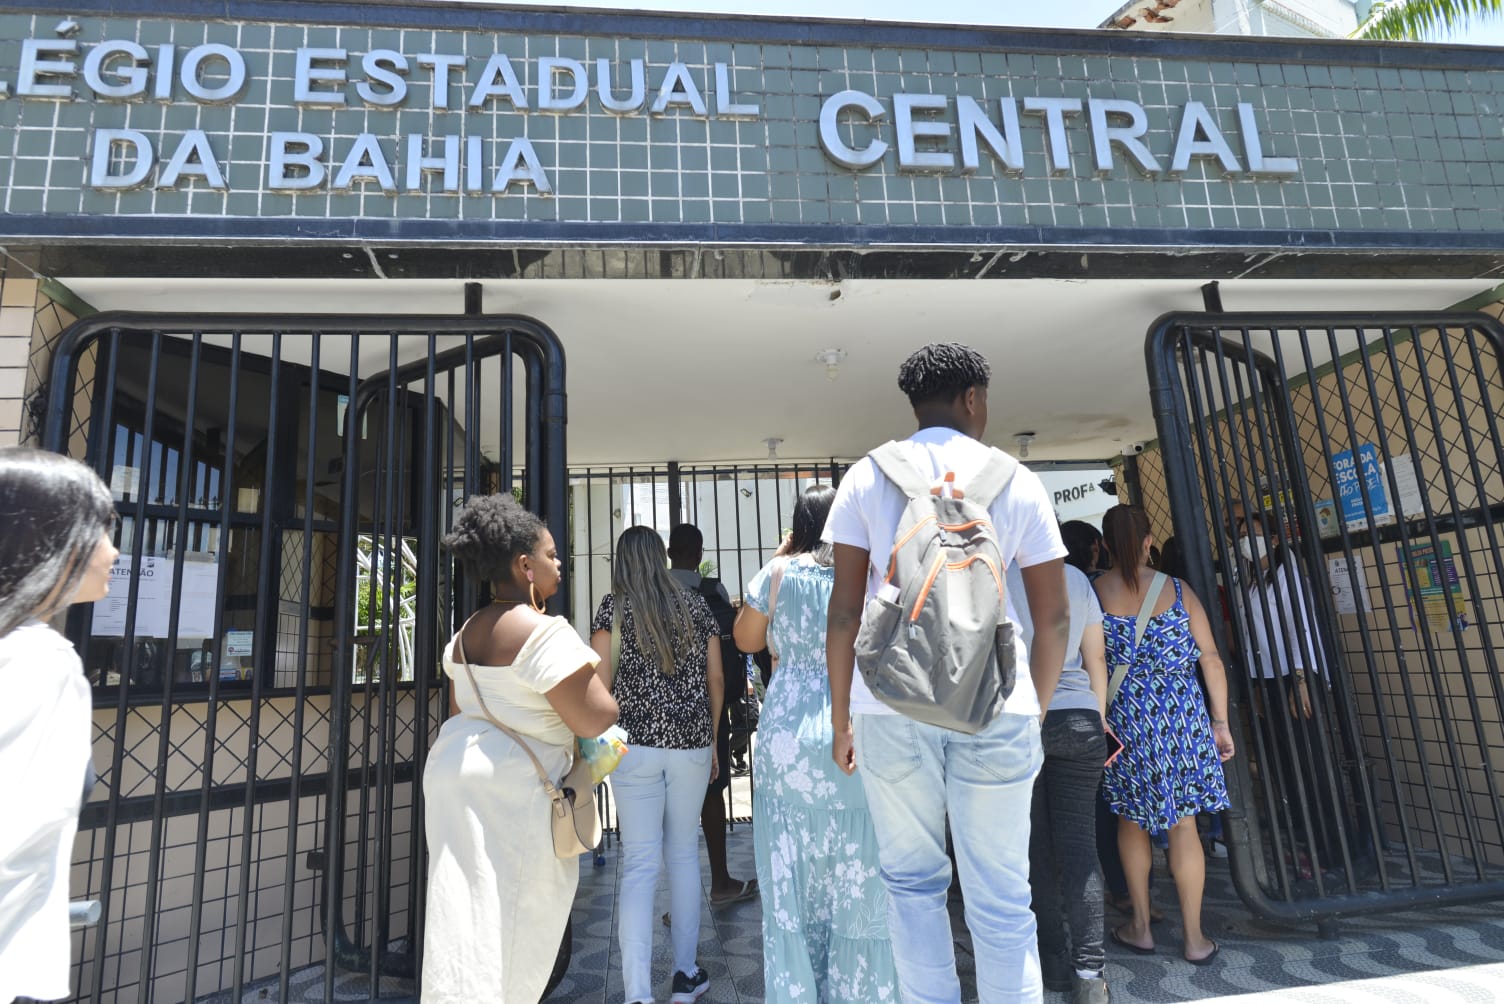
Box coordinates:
[1014,432,1036,459]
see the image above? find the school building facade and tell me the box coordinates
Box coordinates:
[0,1,1502,1000]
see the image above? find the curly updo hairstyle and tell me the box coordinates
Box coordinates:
[441,494,545,586]
[897,342,991,408]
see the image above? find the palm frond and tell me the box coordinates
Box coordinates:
[1353,0,1504,40]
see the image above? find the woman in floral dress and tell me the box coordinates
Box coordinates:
[733,485,897,1004]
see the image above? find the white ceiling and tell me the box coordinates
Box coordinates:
[59,275,1495,466]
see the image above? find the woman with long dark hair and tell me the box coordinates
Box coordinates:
[733,485,897,1004]
[0,448,118,1003]
[591,526,722,1004]
[1094,505,1234,966]
[423,494,617,1003]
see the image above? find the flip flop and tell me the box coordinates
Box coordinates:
[1185,939,1220,966]
[1110,925,1156,956]
[709,878,758,908]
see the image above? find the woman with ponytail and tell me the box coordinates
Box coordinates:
[1094,505,1234,967]
[591,526,723,1004]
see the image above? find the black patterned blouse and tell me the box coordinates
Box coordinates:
[590,590,716,750]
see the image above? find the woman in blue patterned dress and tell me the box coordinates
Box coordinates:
[1095,505,1235,966]
[733,485,897,1004]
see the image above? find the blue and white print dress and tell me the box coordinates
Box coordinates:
[745,555,897,1004]
[1101,577,1231,837]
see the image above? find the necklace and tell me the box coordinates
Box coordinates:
[491,598,527,606]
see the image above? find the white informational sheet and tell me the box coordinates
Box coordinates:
[1329,554,1371,615]
[91,554,219,639]
[224,630,254,657]
[1386,453,1426,520]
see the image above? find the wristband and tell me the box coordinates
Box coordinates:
[1210,718,1228,726]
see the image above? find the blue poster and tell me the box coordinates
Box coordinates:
[1332,444,1390,528]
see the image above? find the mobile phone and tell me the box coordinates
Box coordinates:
[1104,723,1125,768]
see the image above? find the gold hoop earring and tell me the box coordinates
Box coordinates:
[529,583,545,612]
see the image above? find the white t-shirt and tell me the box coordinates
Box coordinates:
[1240,561,1321,680]
[824,426,1068,718]
[0,621,93,1004]
[1008,562,1103,714]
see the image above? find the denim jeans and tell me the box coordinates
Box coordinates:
[1029,709,1107,978]
[612,743,713,1002]
[855,711,1044,1004]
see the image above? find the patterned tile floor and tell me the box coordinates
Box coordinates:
[231,772,1504,1003]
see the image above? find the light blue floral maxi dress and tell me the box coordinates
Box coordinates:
[746,555,897,1004]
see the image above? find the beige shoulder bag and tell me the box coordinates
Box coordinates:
[455,621,601,858]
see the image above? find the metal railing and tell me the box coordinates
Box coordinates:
[1147,311,1504,924]
[42,312,567,1003]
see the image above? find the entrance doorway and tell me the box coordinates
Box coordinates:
[1146,310,1504,920]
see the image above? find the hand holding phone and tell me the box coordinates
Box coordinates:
[1103,722,1124,768]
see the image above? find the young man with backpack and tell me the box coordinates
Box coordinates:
[667,523,759,908]
[825,342,1070,1004]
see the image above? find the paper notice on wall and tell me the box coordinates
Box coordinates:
[1385,453,1426,520]
[1401,540,1469,632]
[109,465,140,498]
[91,555,218,639]
[1328,554,1370,615]
[176,559,220,638]
[224,630,254,658]
[1333,444,1393,530]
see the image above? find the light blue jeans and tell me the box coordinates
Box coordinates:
[855,711,1045,1004]
[612,743,714,1002]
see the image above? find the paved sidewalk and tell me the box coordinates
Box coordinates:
[226,771,1504,1003]
[543,773,1504,1004]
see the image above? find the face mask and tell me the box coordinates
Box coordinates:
[1239,535,1268,562]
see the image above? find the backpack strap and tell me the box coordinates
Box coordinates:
[867,441,935,499]
[966,449,1020,510]
[1105,571,1167,708]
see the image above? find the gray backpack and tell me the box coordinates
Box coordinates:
[853,441,1020,734]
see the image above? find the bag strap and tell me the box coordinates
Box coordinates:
[1105,571,1168,707]
[867,441,934,499]
[454,614,566,801]
[765,557,788,667]
[965,448,1020,510]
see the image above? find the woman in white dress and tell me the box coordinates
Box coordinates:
[0,448,119,1004]
[423,494,618,1003]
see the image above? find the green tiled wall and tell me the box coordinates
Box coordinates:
[0,10,1500,240]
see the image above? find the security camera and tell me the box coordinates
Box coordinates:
[1099,478,1119,496]
[1121,442,1147,456]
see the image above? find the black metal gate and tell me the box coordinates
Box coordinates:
[41,313,566,1003]
[1147,310,1504,923]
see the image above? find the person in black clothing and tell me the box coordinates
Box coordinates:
[668,523,758,907]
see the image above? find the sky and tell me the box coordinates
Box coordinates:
[478,0,1504,46]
